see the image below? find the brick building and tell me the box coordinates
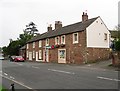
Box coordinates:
[26,12,110,64]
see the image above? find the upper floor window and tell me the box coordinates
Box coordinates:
[61,35,65,44]
[73,33,78,44]
[33,42,35,48]
[46,38,49,46]
[55,36,60,45]
[27,44,29,49]
[39,40,42,48]
[104,33,107,41]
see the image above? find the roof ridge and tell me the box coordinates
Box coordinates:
[27,16,98,43]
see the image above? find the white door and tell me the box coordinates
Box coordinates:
[46,49,49,62]
[29,52,32,61]
[43,49,49,62]
[58,49,66,63]
[36,52,39,61]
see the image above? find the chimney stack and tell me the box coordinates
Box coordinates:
[55,21,62,30]
[47,24,52,31]
[82,12,88,22]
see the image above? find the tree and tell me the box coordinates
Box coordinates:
[2,22,39,56]
[25,22,39,36]
[115,24,120,40]
[114,25,120,51]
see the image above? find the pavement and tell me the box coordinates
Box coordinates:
[26,59,119,71]
[82,59,120,71]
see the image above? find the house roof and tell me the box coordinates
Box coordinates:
[20,45,26,50]
[27,17,98,43]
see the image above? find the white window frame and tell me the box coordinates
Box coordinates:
[46,38,49,46]
[39,40,42,48]
[27,44,29,49]
[39,50,42,59]
[73,33,79,44]
[33,42,35,48]
[61,35,65,44]
[55,36,60,45]
[33,51,35,58]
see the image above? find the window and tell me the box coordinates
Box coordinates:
[55,36,60,45]
[39,40,42,48]
[33,51,35,58]
[39,50,42,59]
[27,44,29,49]
[33,42,35,48]
[61,35,65,44]
[58,49,66,59]
[104,33,107,40]
[73,33,78,44]
[46,39,49,46]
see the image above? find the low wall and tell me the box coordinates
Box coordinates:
[87,48,110,63]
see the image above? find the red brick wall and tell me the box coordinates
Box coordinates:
[49,38,58,63]
[47,31,86,64]
[26,30,110,64]
[65,31,86,64]
[87,48,110,62]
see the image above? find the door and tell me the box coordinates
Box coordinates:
[29,52,32,61]
[36,52,39,61]
[43,49,49,62]
[58,49,66,63]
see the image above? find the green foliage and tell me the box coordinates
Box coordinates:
[2,22,38,56]
[115,40,120,51]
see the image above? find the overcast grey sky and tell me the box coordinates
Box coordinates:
[0,0,119,47]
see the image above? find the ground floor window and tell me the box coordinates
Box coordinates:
[58,49,66,63]
[59,50,65,59]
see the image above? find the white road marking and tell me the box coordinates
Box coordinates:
[97,76,120,82]
[15,63,23,66]
[48,69,75,75]
[0,74,36,91]
[10,76,15,80]
[4,73,8,76]
[32,66,40,69]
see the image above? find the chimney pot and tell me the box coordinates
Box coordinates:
[82,12,88,22]
[55,21,62,30]
[47,24,52,31]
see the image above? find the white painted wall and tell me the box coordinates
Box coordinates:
[86,17,110,48]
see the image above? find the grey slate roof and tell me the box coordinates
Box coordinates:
[27,17,98,43]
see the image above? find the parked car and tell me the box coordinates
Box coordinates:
[0,53,4,60]
[10,56,24,62]
[14,56,25,62]
[0,56,4,60]
[10,56,17,62]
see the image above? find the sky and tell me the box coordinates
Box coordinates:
[0,0,119,47]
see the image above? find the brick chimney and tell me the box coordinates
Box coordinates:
[47,24,52,31]
[55,21,62,30]
[82,12,88,22]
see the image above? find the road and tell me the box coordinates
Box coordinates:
[1,60,119,90]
